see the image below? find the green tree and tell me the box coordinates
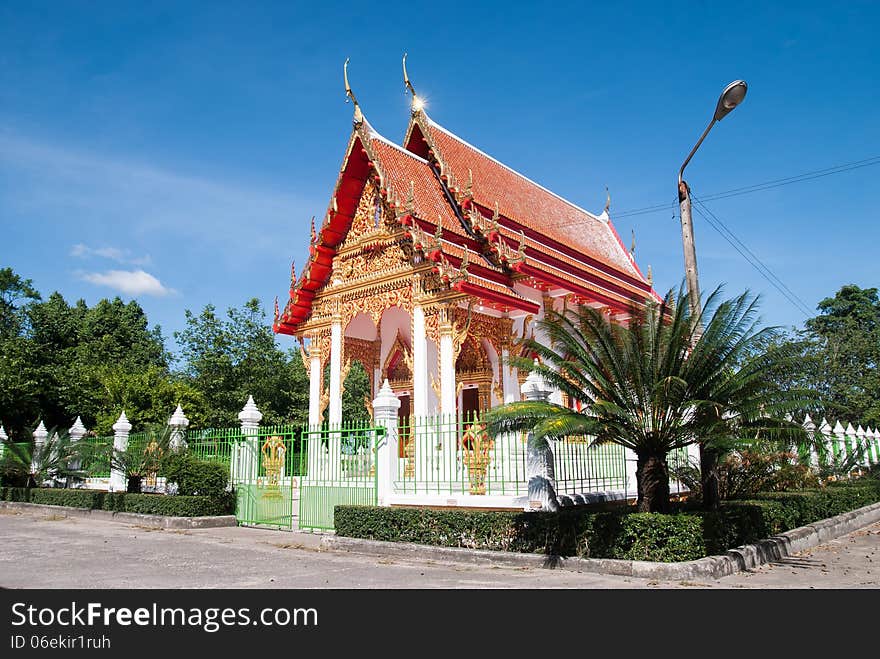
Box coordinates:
[174,299,309,427]
[482,287,810,513]
[799,285,880,426]
[0,267,41,339]
[0,273,171,439]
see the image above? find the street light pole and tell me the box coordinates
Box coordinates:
[678,80,748,321]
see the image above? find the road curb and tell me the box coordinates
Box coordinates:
[321,500,880,580]
[0,501,237,529]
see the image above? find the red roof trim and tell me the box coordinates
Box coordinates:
[454,281,541,314]
[512,262,638,315]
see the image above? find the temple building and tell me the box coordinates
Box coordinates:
[273,62,660,432]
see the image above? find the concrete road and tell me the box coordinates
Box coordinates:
[1,508,877,589]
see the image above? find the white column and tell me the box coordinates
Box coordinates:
[372,380,401,506]
[501,347,517,404]
[308,345,322,429]
[0,424,7,460]
[168,405,189,452]
[237,395,263,485]
[110,412,131,492]
[32,421,48,482]
[412,304,428,419]
[329,316,343,426]
[439,329,456,417]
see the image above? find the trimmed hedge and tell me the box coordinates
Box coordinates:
[0,487,233,517]
[335,478,880,562]
[159,454,229,499]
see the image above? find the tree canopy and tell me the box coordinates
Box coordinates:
[0,267,313,439]
[773,285,880,427]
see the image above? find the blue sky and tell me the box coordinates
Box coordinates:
[1,1,878,358]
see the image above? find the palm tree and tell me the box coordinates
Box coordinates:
[0,427,83,488]
[111,425,172,493]
[483,287,811,512]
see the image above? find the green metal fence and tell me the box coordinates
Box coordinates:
[187,427,239,468]
[553,438,628,494]
[396,413,525,496]
[395,415,629,497]
[233,424,303,530]
[298,421,382,531]
[78,435,113,478]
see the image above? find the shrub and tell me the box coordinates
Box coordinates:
[335,479,880,562]
[115,492,233,517]
[1,487,233,516]
[589,512,707,562]
[160,453,229,498]
[670,449,819,502]
[28,488,103,509]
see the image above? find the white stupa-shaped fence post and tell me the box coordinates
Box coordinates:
[818,418,832,468]
[372,380,400,506]
[110,411,131,492]
[168,405,189,453]
[68,416,87,478]
[832,421,846,468]
[236,396,263,485]
[31,421,48,483]
[844,423,857,473]
[803,414,819,470]
[856,425,867,469]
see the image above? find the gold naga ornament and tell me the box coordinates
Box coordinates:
[258,435,287,498]
[460,421,493,495]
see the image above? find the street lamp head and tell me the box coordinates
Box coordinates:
[714,80,748,121]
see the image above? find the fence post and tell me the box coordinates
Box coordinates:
[237,396,263,485]
[844,423,857,474]
[31,420,48,482]
[168,405,189,452]
[803,414,819,470]
[0,424,7,460]
[110,411,131,492]
[818,418,831,468]
[856,423,871,467]
[872,428,880,465]
[68,416,87,482]
[372,380,400,506]
[832,421,845,469]
[520,363,559,511]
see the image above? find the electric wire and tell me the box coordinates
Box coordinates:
[689,196,813,318]
[605,154,880,220]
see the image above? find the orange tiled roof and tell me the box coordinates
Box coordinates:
[413,116,645,282]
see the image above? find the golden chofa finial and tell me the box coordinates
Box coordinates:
[343,57,363,124]
[604,185,611,215]
[647,264,653,287]
[402,53,424,113]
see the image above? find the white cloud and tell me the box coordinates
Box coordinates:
[80,269,174,297]
[0,132,315,263]
[70,243,152,265]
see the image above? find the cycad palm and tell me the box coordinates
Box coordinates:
[483,287,810,512]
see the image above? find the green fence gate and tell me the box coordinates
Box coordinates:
[233,425,303,530]
[298,423,384,531]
